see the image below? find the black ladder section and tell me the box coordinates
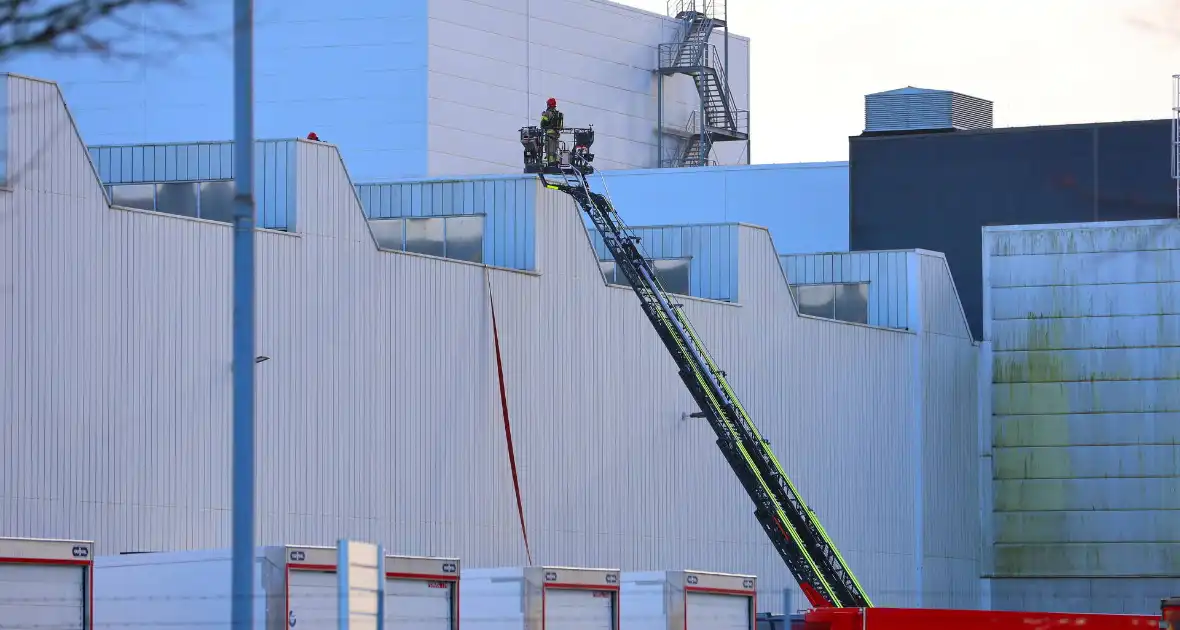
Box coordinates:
[538,165,873,610]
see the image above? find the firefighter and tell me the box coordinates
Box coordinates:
[540,97,564,165]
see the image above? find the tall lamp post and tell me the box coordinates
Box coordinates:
[230,0,257,628]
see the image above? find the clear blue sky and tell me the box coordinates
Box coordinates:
[622,0,1180,164]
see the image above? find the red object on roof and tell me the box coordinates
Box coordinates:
[307,132,320,141]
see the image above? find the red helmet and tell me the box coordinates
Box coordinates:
[547,97,557,108]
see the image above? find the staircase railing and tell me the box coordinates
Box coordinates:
[666,0,725,19]
[659,112,719,168]
[658,40,706,70]
[657,42,748,136]
[706,44,747,135]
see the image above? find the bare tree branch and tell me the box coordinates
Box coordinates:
[0,0,196,60]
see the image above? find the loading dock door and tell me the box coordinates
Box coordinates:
[385,578,452,630]
[287,569,338,630]
[686,592,751,630]
[543,587,614,630]
[0,562,86,629]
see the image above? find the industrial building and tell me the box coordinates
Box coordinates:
[2,0,1179,621]
[980,219,1180,613]
[0,73,981,613]
[850,111,1176,340]
[9,0,749,179]
[7,0,853,257]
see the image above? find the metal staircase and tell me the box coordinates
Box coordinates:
[657,0,749,168]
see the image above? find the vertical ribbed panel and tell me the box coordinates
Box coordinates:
[917,251,972,339]
[742,228,918,607]
[915,252,979,609]
[588,223,739,301]
[86,140,298,231]
[2,74,981,613]
[0,75,8,186]
[983,220,1180,613]
[88,142,234,181]
[779,250,909,329]
[864,87,993,133]
[355,176,535,270]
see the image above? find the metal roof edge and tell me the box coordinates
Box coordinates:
[982,218,1180,233]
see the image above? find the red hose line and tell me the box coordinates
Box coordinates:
[486,270,534,565]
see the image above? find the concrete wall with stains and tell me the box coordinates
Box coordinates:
[981,218,1180,614]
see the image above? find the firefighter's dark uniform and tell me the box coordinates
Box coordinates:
[540,105,564,164]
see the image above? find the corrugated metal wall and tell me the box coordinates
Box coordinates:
[589,223,739,301]
[355,176,535,270]
[740,229,981,609]
[0,75,7,186]
[87,140,298,230]
[779,250,910,328]
[1,75,980,613]
[983,220,1180,614]
[915,251,979,610]
[864,87,992,133]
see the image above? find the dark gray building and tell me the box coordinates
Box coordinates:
[849,117,1176,339]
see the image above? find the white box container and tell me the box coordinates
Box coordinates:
[0,536,95,630]
[95,545,459,630]
[621,570,757,630]
[460,565,620,630]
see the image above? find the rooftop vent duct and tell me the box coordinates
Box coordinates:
[864,86,993,133]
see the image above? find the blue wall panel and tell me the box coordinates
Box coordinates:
[356,175,536,270]
[0,75,8,186]
[780,250,910,329]
[590,224,739,301]
[8,0,429,181]
[88,140,298,230]
[591,162,849,255]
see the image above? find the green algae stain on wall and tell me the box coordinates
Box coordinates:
[990,222,1180,581]
[991,302,1075,574]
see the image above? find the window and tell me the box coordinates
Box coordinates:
[108,181,237,224]
[600,257,692,296]
[789,282,869,324]
[110,184,155,211]
[405,217,445,258]
[155,182,199,218]
[199,181,236,223]
[368,215,485,264]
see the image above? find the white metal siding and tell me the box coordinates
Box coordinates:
[685,592,749,630]
[983,220,1180,613]
[2,75,978,612]
[288,570,338,630]
[0,563,85,630]
[916,250,980,610]
[386,578,452,630]
[543,588,613,630]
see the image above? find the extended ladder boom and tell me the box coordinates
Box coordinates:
[539,165,872,610]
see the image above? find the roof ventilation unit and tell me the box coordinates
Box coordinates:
[863,86,993,133]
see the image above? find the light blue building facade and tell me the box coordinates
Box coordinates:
[4,0,850,257]
[8,0,429,176]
